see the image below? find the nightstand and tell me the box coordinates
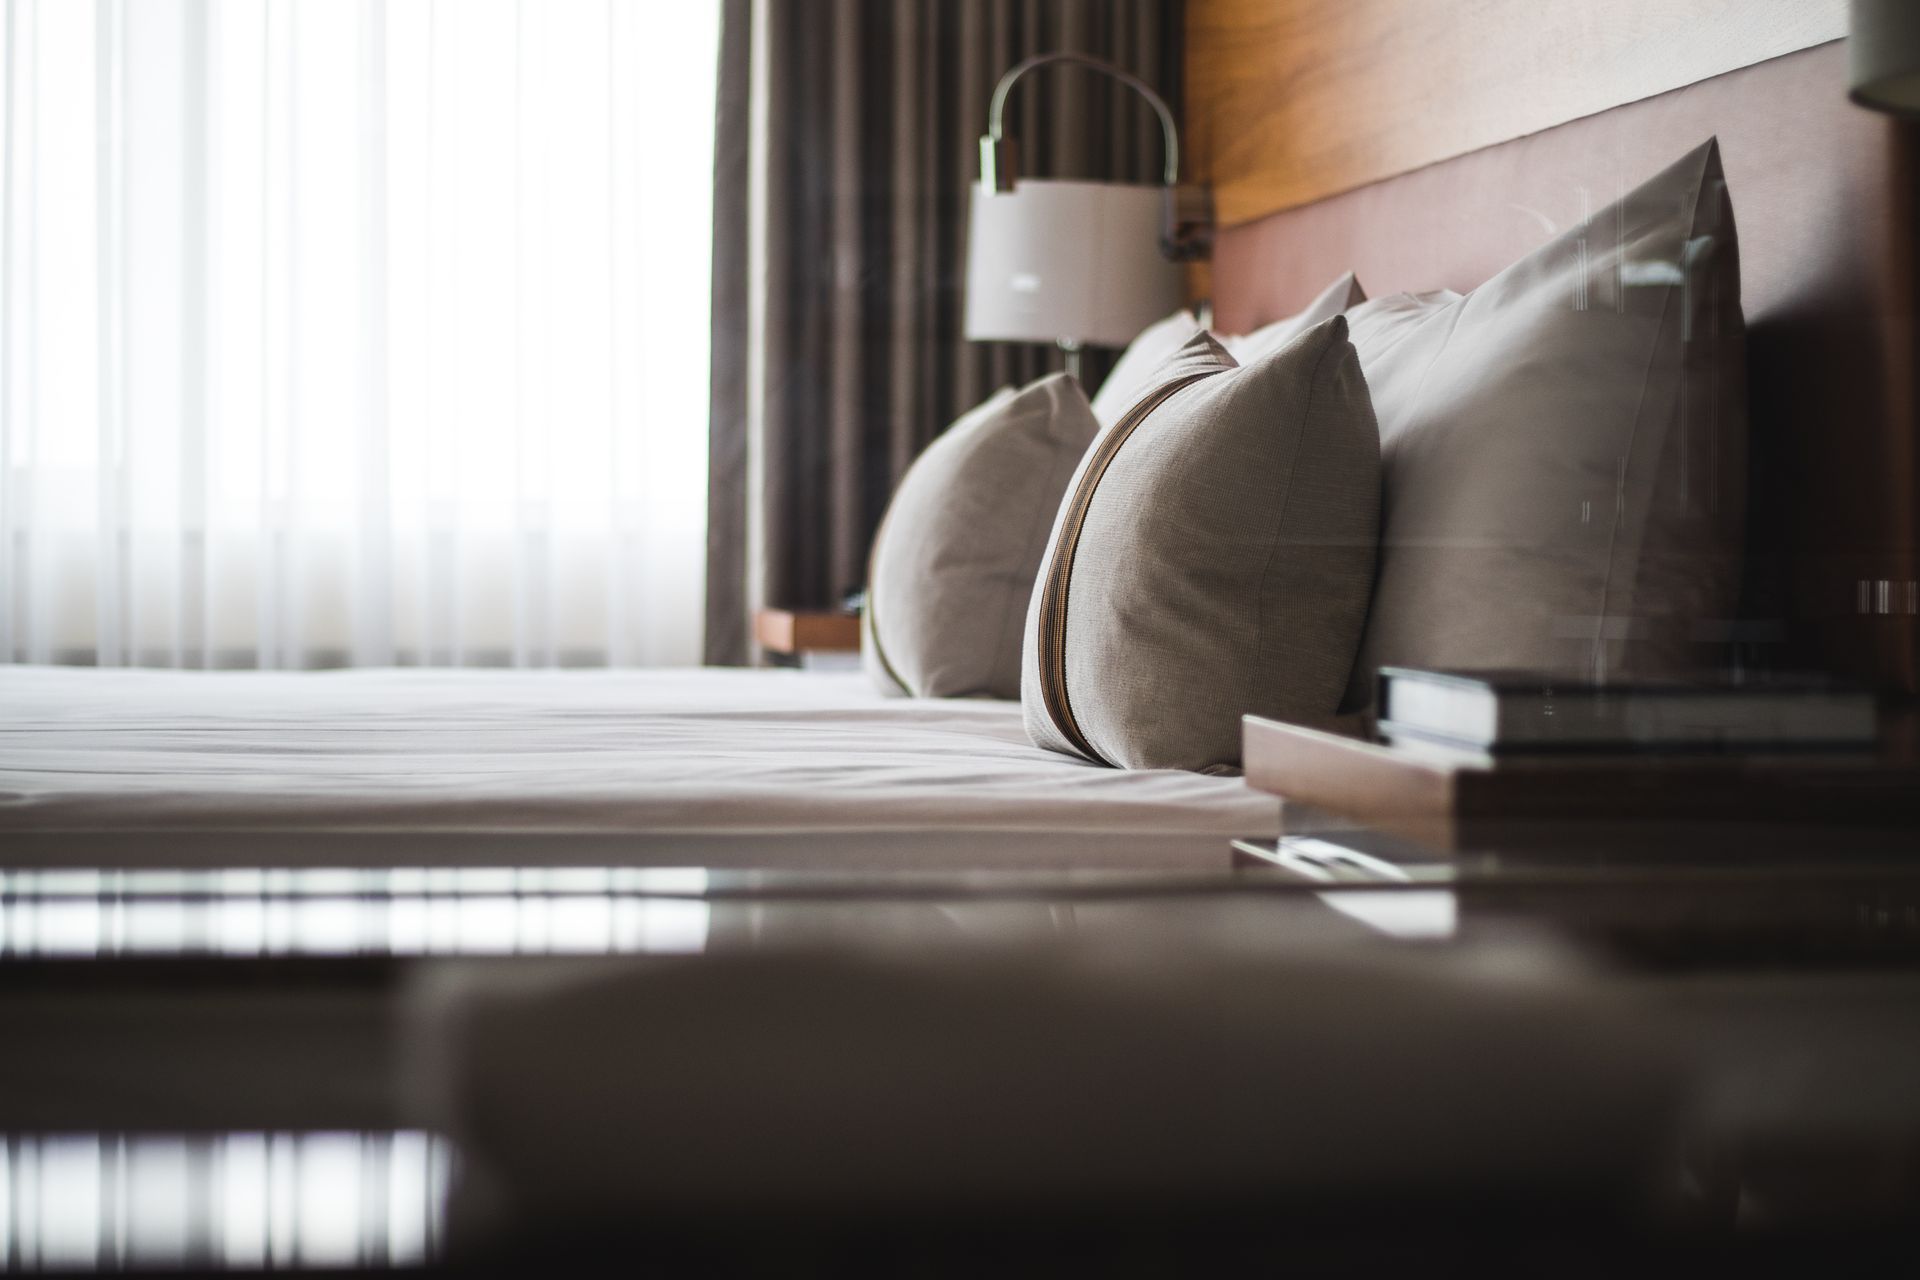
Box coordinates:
[1238,713,1920,855]
[755,607,862,671]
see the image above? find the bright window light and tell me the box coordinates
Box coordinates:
[1,0,721,668]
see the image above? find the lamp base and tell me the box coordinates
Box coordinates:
[1058,338,1083,382]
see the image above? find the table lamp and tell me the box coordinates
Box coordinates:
[964,52,1210,379]
[1851,0,1920,115]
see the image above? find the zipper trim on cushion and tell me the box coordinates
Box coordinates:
[863,525,914,696]
[1036,371,1222,764]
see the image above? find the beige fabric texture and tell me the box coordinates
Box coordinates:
[1088,272,1365,431]
[1022,320,1381,771]
[864,376,1098,699]
[1343,139,1747,709]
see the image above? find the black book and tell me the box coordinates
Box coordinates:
[1375,668,1878,753]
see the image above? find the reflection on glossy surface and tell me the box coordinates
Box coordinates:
[0,1132,449,1271]
[6,855,1920,963]
[0,869,710,958]
[1316,889,1458,940]
[1267,837,1458,939]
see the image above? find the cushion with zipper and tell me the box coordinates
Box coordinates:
[1020,319,1381,771]
[1088,272,1366,432]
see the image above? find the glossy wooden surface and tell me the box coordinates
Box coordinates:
[1186,0,1846,226]
[8,862,1920,1139]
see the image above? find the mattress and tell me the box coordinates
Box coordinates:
[0,667,1277,870]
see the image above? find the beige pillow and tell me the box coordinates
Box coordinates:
[1343,138,1746,709]
[1021,319,1381,771]
[864,376,1099,699]
[1088,273,1365,431]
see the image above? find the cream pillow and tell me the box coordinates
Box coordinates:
[1343,139,1746,708]
[1021,320,1380,771]
[1088,310,1200,431]
[864,376,1098,699]
[1220,271,1366,365]
[1088,272,1365,431]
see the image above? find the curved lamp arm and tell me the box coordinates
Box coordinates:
[977,50,1211,262]
[984,51,1180,187]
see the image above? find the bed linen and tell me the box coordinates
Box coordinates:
[0,667,1277,870]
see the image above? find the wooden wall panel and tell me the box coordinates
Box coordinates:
[1187,0,1847,226]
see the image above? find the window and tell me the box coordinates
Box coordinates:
[0,0,719,667]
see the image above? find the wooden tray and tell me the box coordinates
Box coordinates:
[1242,715,1920,841]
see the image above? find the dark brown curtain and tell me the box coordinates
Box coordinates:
[705,0,1185,664]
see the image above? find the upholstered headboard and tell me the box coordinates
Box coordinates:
[1187,3,1919,694]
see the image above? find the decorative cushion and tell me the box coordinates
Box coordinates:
[1021,319,1381,771]
[863,376,1098,699]
[1343,139,1746,708]
[1088,273,1365,431]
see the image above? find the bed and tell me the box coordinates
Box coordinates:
[0,666,1275,870]
[2,9,1910,879]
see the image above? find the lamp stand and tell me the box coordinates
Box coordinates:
[1058,338,1083,382]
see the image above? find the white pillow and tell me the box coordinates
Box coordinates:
[1221,271,1367,365]
[1088,272,1367,431]
[1088,310,1201,430]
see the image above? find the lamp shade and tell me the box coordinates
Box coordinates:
[1851,0,1920,115]
[964,179,1185,350]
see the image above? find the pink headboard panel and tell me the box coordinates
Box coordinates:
[1210,42,1919,691]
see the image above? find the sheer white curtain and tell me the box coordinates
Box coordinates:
[1,0,716,668]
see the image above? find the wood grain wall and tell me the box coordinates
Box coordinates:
[1187,0,1848,227]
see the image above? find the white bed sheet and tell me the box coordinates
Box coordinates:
[0,667,1277,870]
